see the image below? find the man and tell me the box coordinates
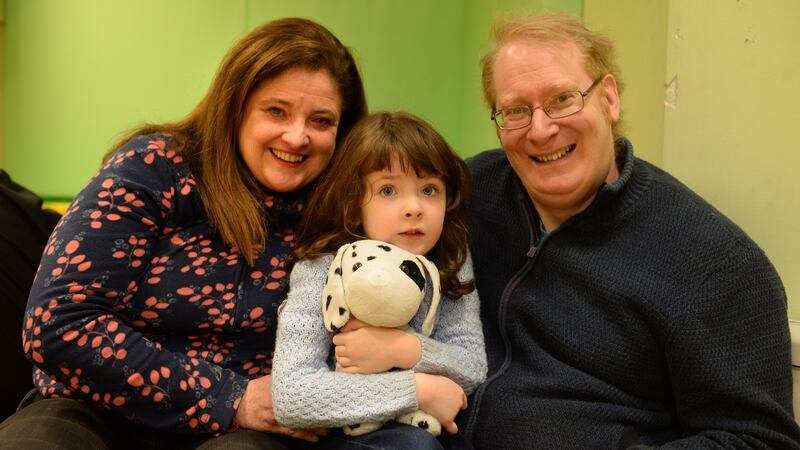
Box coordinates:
[460,13,799,449]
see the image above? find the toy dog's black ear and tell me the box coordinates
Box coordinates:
[399,260,425,291]
[416,255,441,337]
[322,243,351,332]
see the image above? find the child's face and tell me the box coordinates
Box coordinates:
[360,157,446,256]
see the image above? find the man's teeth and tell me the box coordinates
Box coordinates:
[534,145,575,162]
[272,149,304,163]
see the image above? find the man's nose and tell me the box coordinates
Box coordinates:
[526,108,559,143]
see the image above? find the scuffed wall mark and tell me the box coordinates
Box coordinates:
[674,29,683,40]
[664,76,678,110]
[744,28,756,45]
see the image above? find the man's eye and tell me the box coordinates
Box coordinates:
[552,92,577,105]
[505,106,529,117]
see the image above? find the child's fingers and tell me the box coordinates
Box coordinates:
[340,318,369,332]
[442,420,459,435]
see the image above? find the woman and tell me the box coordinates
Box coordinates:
[0,17,366,449]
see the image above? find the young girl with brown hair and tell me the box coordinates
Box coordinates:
[272,111,486,449]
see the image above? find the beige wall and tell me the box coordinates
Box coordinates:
[584,0,667,166]
[586,0,800,318]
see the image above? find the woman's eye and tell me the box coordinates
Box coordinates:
[311,116,335,128]
[266,107,285,117]
[379,186,396,197]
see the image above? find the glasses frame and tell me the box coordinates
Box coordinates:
[491,76,605,130]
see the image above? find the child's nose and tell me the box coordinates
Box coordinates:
[403,197,422,218]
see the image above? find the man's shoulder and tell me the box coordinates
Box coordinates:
[631,159,762,254]
[466,148,507,174]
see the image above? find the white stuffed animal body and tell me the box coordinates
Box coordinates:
[322,239,443,436]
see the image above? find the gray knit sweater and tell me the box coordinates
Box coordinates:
[272,253,487,429]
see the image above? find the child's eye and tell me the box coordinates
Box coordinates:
[379,185,396,197]
[421,185,440,196]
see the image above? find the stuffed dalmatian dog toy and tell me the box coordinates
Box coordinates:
[322,239,443,436]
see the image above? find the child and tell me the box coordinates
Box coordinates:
[271,111,487,448]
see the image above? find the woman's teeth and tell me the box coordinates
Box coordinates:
[272,149,304,163]
[534,144,575,162]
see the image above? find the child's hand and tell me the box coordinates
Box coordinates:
[333,319,422,373]
[414,373,468,434]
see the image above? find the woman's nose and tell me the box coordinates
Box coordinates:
[282,121,310,148]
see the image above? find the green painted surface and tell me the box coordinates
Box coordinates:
[3,0,580,199]
[4,0,245,198]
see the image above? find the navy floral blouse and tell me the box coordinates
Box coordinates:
[23,133,305,433]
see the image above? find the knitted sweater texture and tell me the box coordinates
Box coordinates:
[24,134,305,433]
[272,254,487,428]
[460,139,800,449]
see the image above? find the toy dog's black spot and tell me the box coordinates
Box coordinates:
[378,245,391,252]
[399,260,425,291]
[335,267,342,276]
[352,262,362,272]
[325,295,332,310]
[331,324,341,333]
[352,251,357,258]
[339,307,347,316]
[349,423,361,429]
[417,420,429,429]
[367,256,376,261]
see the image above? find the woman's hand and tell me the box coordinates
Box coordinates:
[415,373,467,435]
[333,319,422,373]
[234,375,327,442]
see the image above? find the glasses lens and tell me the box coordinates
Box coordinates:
[499,106,530,129]
[545,91,583,119]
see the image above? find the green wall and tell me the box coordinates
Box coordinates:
[585,0,800,319]
[2,0,580,200]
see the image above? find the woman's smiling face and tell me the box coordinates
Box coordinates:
[238,67,342,193]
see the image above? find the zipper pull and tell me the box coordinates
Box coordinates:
[526,246,537,258]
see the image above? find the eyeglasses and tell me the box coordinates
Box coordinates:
[491,77,604,130]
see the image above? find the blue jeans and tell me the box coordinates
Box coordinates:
[288,422,474,450]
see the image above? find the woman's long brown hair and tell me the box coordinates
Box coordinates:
[104,18,367,265]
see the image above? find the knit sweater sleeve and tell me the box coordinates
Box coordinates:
[637,241,799,449]
[413,253,487,394]
[271,256,419,429]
